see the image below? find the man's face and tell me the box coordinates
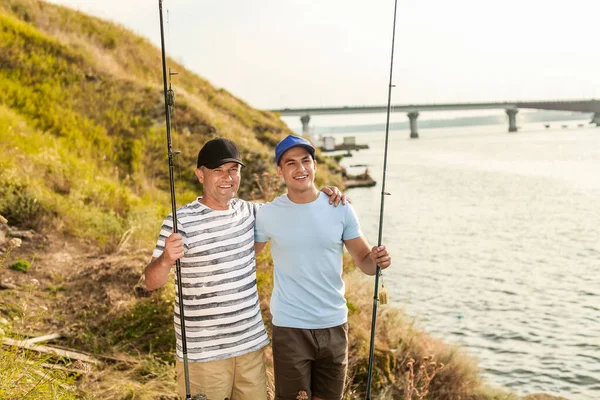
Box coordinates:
[277,147,316,192]
[195,162,242,205]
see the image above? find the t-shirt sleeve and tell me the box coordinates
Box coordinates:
[250,201,264,217]
[254,207,270,243]
[342,203,363,241]
[152,214,183,258]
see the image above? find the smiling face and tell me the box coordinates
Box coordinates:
[277,146,318,200]
[195,162,241,210]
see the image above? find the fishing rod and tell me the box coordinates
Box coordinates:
[158,2,196,399]
[365,0,398,398]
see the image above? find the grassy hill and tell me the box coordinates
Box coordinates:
[0,1,559,400]
[0,0,342,251]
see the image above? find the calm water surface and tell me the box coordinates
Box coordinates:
[341,122,600,399]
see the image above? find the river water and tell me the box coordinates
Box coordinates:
[339,121,600,399]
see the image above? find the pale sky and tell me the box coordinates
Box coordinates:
[45,0,600,112]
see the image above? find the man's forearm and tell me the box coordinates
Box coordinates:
[144,255,172,290]
[356,252,377,276]
[345,236,378,276]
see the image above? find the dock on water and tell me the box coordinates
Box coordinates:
[319,136,369,155]
[342,166,376,189]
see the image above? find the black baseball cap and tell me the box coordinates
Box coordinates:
[197,138,245,169]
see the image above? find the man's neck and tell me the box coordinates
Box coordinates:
[286,187,320,204]
[200,196,231,210]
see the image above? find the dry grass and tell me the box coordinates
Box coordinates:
[404,356,445,400]
[0,233,82,399]
[80,356,177,400]
[342,270,505,400]
[251,172,283,203]
[0,346,83,400]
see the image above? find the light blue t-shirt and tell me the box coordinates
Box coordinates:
[255,192,363,329]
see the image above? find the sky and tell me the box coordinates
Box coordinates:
[45,1,600,116]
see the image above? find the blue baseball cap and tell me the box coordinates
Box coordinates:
[275,135,316,165]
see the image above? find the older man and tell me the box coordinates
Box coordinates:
[255,135,392,400]
[145,137,345,400]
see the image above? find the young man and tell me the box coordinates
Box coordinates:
[255,135,392,400]
[145,137,346,400]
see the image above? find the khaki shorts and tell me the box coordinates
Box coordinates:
[272,323,348,400]
[175,348,267,400]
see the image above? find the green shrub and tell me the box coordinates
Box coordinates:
[0,183,46,230]
[10,259,30,272]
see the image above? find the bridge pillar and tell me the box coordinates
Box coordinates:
[591,112,600,126]
[506,108,518,132]
[408,111,419,139]
[300,115,311,134]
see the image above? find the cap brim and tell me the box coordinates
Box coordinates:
[276,144,316,165]
[204,158,245,169]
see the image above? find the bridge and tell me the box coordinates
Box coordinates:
[270,99,600,138]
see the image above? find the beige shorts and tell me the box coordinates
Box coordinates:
[175,348,267,400]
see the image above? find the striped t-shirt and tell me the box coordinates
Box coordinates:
[152,197,269,362]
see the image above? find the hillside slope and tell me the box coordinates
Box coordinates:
[0,0,342,250]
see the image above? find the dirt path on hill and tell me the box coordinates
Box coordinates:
[1,225,150,337]
[0,224,177,398]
